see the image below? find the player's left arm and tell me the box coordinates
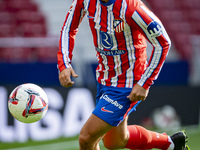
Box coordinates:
[131,4,171,90]
[127,3,171,102]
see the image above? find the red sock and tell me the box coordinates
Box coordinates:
[125,125,171,150]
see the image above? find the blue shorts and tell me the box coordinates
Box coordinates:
[92,83,141,126]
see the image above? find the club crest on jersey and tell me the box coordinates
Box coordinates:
[147,21,163,37]
[100,31,113,50]
[113,19,125,33]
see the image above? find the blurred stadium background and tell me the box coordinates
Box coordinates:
[0,0,200,149]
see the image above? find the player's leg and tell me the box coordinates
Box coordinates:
[103,116,174,150]
[125,125,171,149]
[126,125,190,150]
[103,116,129,149]
[79,113,113,150]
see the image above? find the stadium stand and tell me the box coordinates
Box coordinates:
[0,0,46,37]
[149,0,200,60]
[0,0,58,63]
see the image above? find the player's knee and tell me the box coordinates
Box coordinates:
[103,136,125,149]
[79,133,91,148]
[103,139,115,149]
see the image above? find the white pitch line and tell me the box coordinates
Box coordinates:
[5,140,79,150]
[5,140,105,150]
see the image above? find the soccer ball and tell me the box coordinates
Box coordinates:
[8,83,48,123]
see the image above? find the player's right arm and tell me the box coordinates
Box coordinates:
[57,0,86,87]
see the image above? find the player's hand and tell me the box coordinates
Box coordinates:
[127,83,149,102]
[59,68,78,87]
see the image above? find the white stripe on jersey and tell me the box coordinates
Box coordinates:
[83,0,89,11]
[101,55,109,85]
[96,61,101,81]
[95,1,102,81]
[107,5,114,34]
[120,0,127,20]
[94,1,101,29]
[111,56,122,87]
[125,27,136,88]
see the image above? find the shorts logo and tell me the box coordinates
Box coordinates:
[100,93,123,109]
[100,31,113,50]
[147,21,163,37]
[101,107,114,113]
[113,19,125,33]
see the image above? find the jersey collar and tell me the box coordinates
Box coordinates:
[100,0,116,6]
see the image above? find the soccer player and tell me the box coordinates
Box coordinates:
[57,0,189,149]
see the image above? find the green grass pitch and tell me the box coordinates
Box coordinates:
[0,126,199,150]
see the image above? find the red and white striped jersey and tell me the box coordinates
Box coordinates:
[57,0,171,89]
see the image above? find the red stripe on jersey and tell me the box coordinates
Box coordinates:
[132,29,147,82]
[105,56,115,87]
[113,0,123,18]
[88,0,98,47]
[100,5,108,32]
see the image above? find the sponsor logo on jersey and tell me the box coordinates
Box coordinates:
[147,21,163,37]
[98,31,126,56]
[100,93,123,109]
[96,47,126,56]
[113,19,125,33]
[101,107,114,113]
[100,31,113,49]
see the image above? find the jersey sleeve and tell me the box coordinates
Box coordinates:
[57,0,86,72]
[130,3,171,89]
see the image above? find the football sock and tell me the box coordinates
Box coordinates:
[125,125,171,150]
[167,136,175,150]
